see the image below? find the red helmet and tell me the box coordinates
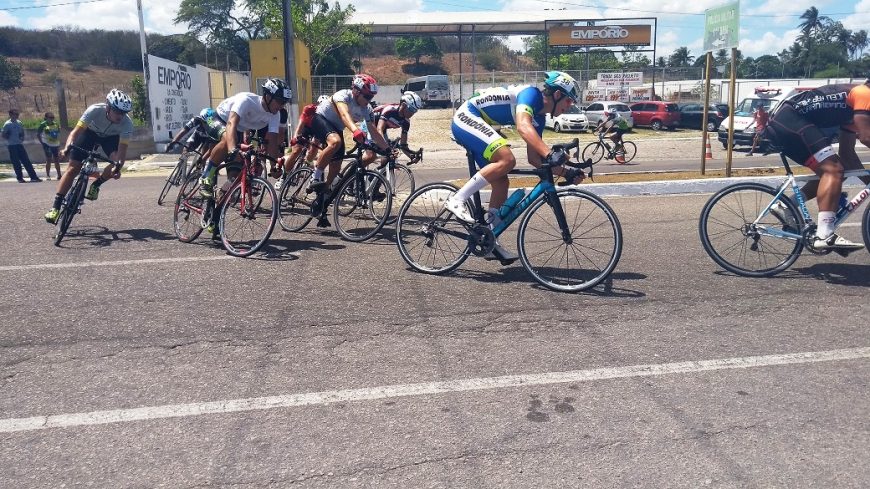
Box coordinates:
[352,74,379,96]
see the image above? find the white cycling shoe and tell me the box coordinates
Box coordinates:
[484,241,519,264]
[812,233,864,252]
[444,197,475,223]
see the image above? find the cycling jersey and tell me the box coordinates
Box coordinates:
[37,119,61,147]
[77,103,134,143]
[451,85,545,168]
[316,89,373,130]
[216,92,280,133]
[781,84,863,128]
[369,104,410,134]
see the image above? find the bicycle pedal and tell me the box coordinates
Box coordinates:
[316,217,331,228]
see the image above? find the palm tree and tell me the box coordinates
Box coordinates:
[851,30,868,59]
[798,7,829,40]
[668,47,694,67]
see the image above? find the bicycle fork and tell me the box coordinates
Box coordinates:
[545,191,574,244]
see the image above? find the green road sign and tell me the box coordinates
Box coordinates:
[704,1,740,52]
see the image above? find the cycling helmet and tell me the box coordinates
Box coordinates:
[106,89,133,113]
[543,71,579,102]
[352,74,379,96]
[262,78,292,102]
[317,94,331,104]
[400,91,423,113]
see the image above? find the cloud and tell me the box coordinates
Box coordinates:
[26,0,187,35]
[739,28,800,57]
[0,11,20,27]
[841,0,870,31]
[346,0,424,13]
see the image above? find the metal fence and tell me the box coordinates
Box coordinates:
[1,80,133,123]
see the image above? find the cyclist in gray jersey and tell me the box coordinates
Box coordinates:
[45,89,135,224]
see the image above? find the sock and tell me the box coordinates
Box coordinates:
[816,211,836,238]
[52,193,64,209]
[453,173,489,203]
[92,178,105,187]
[313,168,324,180]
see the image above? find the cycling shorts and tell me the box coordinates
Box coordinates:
[451,102,509,168]
[70,129,120,162]
[766,104,837,171]
[309,113,344,162]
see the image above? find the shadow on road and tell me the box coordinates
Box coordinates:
[793,263,870,287]
[55,226,177,248]
[450,266,647,297]
[253,236,346,261]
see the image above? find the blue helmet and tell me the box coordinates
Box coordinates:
[543,71,579,102]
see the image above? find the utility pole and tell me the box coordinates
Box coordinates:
[135,0,150,127]
[282,0,300,139]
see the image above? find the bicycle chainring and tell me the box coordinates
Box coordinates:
[468,225,495,257]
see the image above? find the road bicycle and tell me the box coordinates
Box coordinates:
[395,138,623,292]
[277,142,393,242]
[173,142,279,257]
[157,129,216,206]
[52,145,118,246]
[699,151,870,277]
[581,132,637,164]
[377,138,423,225]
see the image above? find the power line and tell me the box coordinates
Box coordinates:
[0,0,112,12]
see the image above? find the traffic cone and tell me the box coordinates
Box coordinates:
[705,134,714,160]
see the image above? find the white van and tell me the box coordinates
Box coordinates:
[402,75,451,108]
[717,86,814,148]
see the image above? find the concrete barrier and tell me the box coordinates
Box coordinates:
[0,127,156,163]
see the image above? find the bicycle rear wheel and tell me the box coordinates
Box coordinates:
[581,142,606,164]
[384,163,415,226]
[699,182,803,277]
[54,175,86,246]
[395,183,471,274]
[620,141,637,163]
[220,176,278,257]
[863,203,870,253]
[517,189,622,292]
[158,155,188,205]
[173,171,206,243]
[333,170,392,242]
[278,167,314,232]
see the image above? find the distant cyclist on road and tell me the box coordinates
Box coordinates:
[444,71,585,262]
[595,110,629,164]
[44,89,133,223]
[766,77,870,252]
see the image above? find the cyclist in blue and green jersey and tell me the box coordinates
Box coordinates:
[445,71,584,261]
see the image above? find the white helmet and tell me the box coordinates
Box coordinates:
[317,95,330,104]
[106,89,132,113]
[400,91,423,113]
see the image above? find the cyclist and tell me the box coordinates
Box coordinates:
[198,78,290,199]
[766,78,870,252]
[306,74,391,194]
[36,112,62,180]
[273,100,323,187]
[165,107,219,154]
[44,89,134,223]
[595,110,629,164]
[444,71,585,262]
[361,91,423,166]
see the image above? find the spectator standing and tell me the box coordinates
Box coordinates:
[747,105,769,156]
[2,109,42,183]
[37,112,62,179]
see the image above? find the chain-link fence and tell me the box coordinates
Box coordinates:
[1,80,134,124]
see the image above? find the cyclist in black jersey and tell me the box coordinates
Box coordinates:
[361,91,422,166]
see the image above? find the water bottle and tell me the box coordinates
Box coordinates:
[499,188,526,218]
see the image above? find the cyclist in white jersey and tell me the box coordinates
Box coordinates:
[44,89,135,223]
[198,78,290,198]
[445,71,584,262]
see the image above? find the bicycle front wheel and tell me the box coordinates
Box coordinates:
[517,189,622,292]
[333,170,393,242]
[278,167,314,232]
[158,155,188,205]
[699,182,803,277]
[620,141,637,163]
[54,175,87,246]
[173,171,206,243]
[581,142,606,164]
[395,183,471,274]
[220,176,278,257]
[863,203,870,253]
[384,164,415,225]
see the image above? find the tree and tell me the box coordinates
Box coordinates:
[130,75,149,123]
[668,47,694,67]
[849,30,868,59]
[0,55,22,92]
[395,36,442,65]
[175,0,272,67]
[798,7,828,40]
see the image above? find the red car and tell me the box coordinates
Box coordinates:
[629,101,681,131]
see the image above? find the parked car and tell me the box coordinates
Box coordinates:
[678,103,725,131]
[629,101,681,131]
[715,103,730,118]
[583,101,634,129]
[545,105,589,132]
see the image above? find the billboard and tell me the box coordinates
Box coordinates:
[597,72,643,87]
[549,24,652,47]
[704,1,740,52]
[147,55,210,143]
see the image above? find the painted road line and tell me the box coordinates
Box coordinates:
[0,255,234,272]
[1,347,868,433]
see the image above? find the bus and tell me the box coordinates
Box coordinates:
[401,75,451,108]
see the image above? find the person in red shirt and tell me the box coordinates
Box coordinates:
[747,104,769,156]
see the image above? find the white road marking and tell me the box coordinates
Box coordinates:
[1,347,868,433]
[0,255,234,272]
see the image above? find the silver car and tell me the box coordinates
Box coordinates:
[545,105,589,132]
[583,101,634,129]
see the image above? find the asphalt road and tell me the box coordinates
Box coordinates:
[1,177,869,487]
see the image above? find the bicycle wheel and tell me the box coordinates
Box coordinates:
[54,175,86,246]
[158,155,188,206]
[863,203,870,253]
[581,142,606,164]
[395,182,471,274]
[384,163,415,226]
[699,182,803,277]
[517,189,622,292]
[333,170,393,242]
[278,167,314,232]
[220,176,278,257]
[620,141,637,163]
[173,171,206,243]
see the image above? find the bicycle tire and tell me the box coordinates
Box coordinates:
[383,163,415,226]
[699,182,803,277]
[158,155,187,205]
[173,171,206,243]
[517,189,622,292]
[54,174,86,246]
[620,141,637,163]
[395,182,471,274]
[581,142,606,164]
[219,175,278,257]
[278,167,314,232]
[333,169,393,242]
[862,200,870,253]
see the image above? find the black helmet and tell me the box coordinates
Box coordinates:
[262,78,292,102]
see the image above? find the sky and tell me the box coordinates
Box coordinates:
[1,0,868,61]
